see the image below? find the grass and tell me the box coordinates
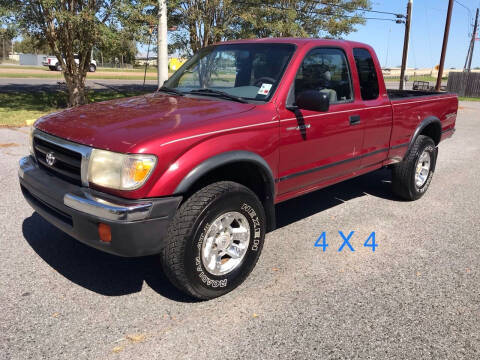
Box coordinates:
[458,96,480,102]
[97,67,158,73]
[384,76,446,82]
[0,64,162,74]
[0,90,151,127]
[0,72,158,80]
[0,64,159,72]
[0,65,48,71]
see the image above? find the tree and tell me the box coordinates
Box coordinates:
[0,3,17,62]
[2,0,153,107]
[2,0,106,105]
[168,0,371,55]
[94,25,138,67]
[0,26,16,61]
[13,34,51,54]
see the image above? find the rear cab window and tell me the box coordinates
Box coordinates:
[353,48,380,101]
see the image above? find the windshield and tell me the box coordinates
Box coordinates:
[164,43,296,102]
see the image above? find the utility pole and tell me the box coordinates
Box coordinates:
[157,0,169,89]
[399,0,413,90]
[436,0,454,91]
[464,8,479,72]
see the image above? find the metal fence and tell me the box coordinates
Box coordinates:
[383,74,441,91]
[447,72,480,97]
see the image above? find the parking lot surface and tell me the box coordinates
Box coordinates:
[0,77,157,93]
[1,101,479,360]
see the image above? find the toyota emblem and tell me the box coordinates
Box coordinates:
[46,152,56,166]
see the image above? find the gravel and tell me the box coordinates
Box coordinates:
[1,101,479,360]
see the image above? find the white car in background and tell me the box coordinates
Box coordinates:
[42,54,97,72]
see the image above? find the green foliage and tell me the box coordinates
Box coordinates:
[94,25,137,66]
[13,34,51,54]
[168,0,371,55]
[1,0,155,106]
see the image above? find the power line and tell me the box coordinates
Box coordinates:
[455,0,474,35]
[455,0,473,17]
[309,0,405,18]
[237,1,404,23]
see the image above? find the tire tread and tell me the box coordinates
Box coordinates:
[392,135,435,200]
[160,181,255,300]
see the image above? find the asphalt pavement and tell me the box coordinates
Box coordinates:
[0,102,479,359]
[0,77,158,93]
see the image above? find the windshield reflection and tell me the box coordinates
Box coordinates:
[164,43,296,102]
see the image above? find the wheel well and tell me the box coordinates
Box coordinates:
[419,121,441,145]
[181,161,276,231]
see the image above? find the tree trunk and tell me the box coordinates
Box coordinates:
[64,72,87,107]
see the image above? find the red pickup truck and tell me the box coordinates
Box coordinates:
[19,38,457,299]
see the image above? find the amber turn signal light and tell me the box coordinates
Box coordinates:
[98,223,112,243]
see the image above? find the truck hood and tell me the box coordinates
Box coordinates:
[35,93,256,153]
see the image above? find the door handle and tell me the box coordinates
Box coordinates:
[349,115,361,125]
[286,124,311,131]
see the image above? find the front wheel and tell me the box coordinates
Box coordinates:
[392,135,437,200]
[161,181,266,300]
[89,64,96,72]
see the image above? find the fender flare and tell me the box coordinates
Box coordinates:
[173,151,276,231]
[407,116,441,154]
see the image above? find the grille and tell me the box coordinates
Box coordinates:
[34,136,83,185]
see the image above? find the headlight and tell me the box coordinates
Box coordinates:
[88,149,157,190]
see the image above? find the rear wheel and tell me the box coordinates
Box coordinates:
[55,64,62,71]
[89,64,96,72]
[392,135,437,200]
[48,66,56,71]
[161,181,266,300]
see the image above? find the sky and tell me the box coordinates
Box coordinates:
[138,0,479,69]
[345,0,480,69]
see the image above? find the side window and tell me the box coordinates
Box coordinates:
[294,48,353,105]
[353,48,379,101]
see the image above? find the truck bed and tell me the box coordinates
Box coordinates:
[387,89,444,100]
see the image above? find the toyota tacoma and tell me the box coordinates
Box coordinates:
[19,38,457,299]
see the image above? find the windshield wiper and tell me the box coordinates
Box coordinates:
[189,88,248,103]
[158,86,184,96]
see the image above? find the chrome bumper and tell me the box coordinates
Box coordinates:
[63,192,152,222]
[19,156,182,257]
[19,156,152,222]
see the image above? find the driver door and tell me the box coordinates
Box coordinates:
[277,47,364,198]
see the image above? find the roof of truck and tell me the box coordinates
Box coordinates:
[218,37,370,49]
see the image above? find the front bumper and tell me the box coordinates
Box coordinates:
[19,156,182,257]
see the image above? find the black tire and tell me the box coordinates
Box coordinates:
[392,135,437,201]
[55,64,62,71]
[89,64,96,72]
[161,181,266,300]
[48,66,56,71]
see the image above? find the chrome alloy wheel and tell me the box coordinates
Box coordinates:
[415,150,431,188]
[201,211,251,276]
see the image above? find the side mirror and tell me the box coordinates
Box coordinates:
[295,90,330,112]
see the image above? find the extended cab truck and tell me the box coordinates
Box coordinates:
[19,38,457,300]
